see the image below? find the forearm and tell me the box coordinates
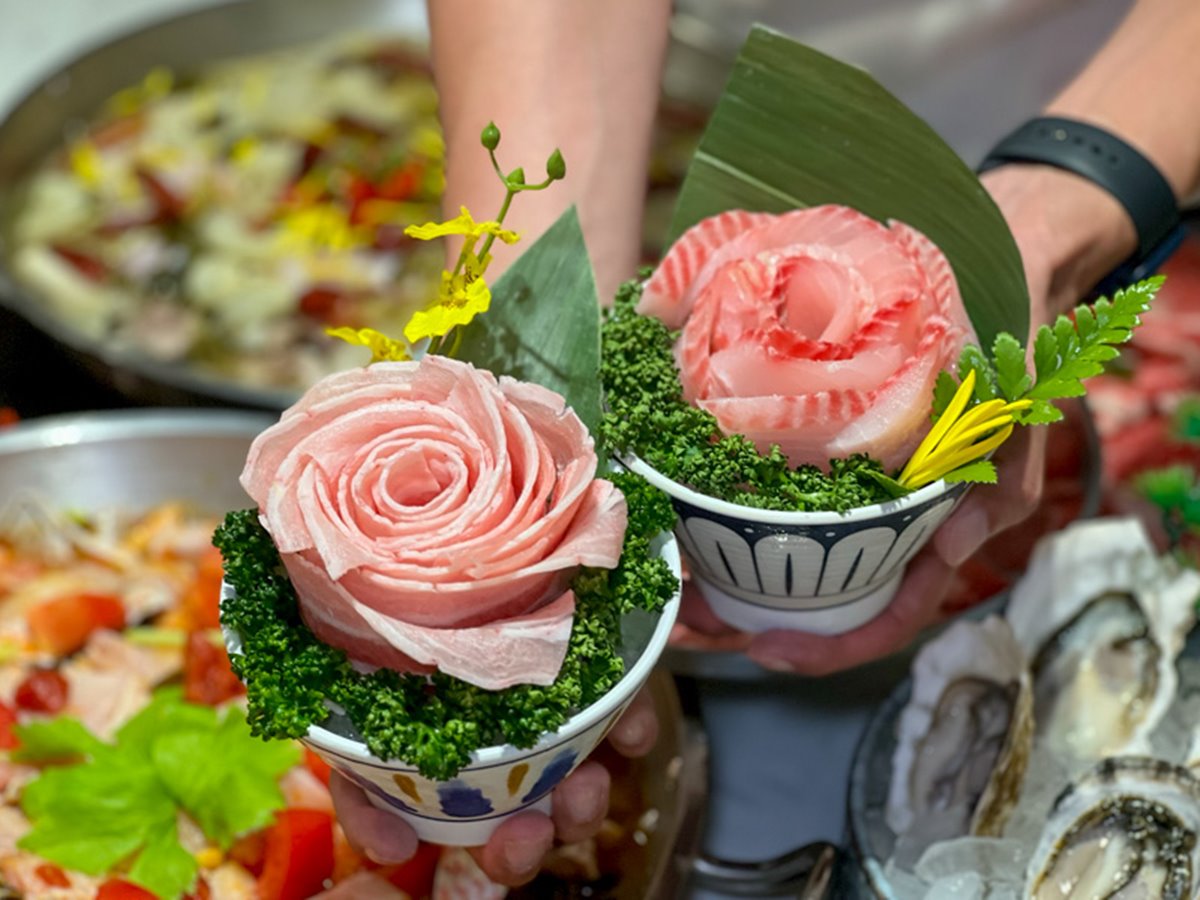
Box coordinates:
[428,0,671,300]
[986,0,1200,318]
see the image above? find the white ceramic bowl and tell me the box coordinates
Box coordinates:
[624,456,965,635]
[222,536,681,845]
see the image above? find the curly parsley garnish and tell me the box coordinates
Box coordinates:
[214,472,677,782]
[599,279,896,512]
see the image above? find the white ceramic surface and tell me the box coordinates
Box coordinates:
[625,456,964,634]
[222,536,681,845]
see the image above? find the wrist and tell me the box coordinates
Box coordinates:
[981,163,1137,319]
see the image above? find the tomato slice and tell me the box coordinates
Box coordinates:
[96,879,158,900]
[26,592,124,656]
[229,829,267,878]
[304,749,332,787]
[182,546,224,631]
[50,244,109,282]
[15,668,69,714]
[0,702,19,750]
[35,863,70,888]
[374,840,441,897]
[182,631,245,706]
[258,809,335,900]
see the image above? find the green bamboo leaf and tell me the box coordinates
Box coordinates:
[457,208,602,432]
[667,26,1028,351]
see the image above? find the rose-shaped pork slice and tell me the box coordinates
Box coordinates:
[240,356,627,689]
[649,205,974,471]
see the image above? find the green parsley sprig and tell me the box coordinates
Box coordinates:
[16,689,298,899]
[214,472,678,782]
[933,277,1163,424]
[599,279,897,511]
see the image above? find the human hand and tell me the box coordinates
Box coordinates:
[329,687,658,887]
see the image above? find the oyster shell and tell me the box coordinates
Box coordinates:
[1025,757,1200,899]
[1006,518,1200,762]
[886,616,1033,845]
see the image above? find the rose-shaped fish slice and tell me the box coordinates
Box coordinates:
[638,209,773,327]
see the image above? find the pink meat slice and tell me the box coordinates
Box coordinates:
[638,209,773,327]
[290,550,577,689]
[639,205,924,329]
[434,847,509,900]
[313,871,412,900]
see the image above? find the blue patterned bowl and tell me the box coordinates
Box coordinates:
[624,456,966,635]
[222,536,681,846]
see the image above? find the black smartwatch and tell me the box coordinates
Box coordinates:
[978,116,1184,295]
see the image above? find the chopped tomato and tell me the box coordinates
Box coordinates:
[183,631,245,706]
[0,702,19,750]
[135,168,186,219]
[0,408,18,428]
[229,829,267,877]
[89,114,145,148]
[182,546,224,630]
[27,592,125,656]
[377,163,422,202]
[183,877,211,900]
[51,244,108,282]
[15,668,69,714]
[258,809,335,900]
[96,879,158,900]
[331,824,365,884]
[374,841,441,897]
[304,748,332,787]
[297,286,348,323]
[35,863,70,888]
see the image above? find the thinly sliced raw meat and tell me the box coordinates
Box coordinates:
[638,210,772,327]
[648,206,973,470]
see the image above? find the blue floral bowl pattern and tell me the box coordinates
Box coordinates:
[222,535,681,846]
[623,457,965,635]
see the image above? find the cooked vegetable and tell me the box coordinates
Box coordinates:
[215,470,679,781]
[15,688,300,898]
[257,809,335,900]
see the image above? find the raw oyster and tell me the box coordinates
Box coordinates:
[1024,757,1200,898]
[1006,518,1200,762]
[887,616,1033,846]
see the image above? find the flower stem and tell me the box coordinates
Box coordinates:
[476,187,515,264]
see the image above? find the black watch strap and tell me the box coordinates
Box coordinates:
[978,116,1181,278]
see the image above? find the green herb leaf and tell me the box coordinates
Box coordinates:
[457,207,602,432]
[126,821,200,900]
[941,460,998,485]
[153,707,298,849]
[1026,280,1160,404]
[668,25,1029,351]
[931,370,960,418]
[18,692,298,898]
[992,332,1031,400]
[13,717,106,763]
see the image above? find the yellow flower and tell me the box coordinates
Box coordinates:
[403,265,492,343]
[326,327,412,363]
[898,370,1032,489]
[106,66,174,117]
[68,141,104,188]
[275,204,370,253]
[404,206,520,245]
